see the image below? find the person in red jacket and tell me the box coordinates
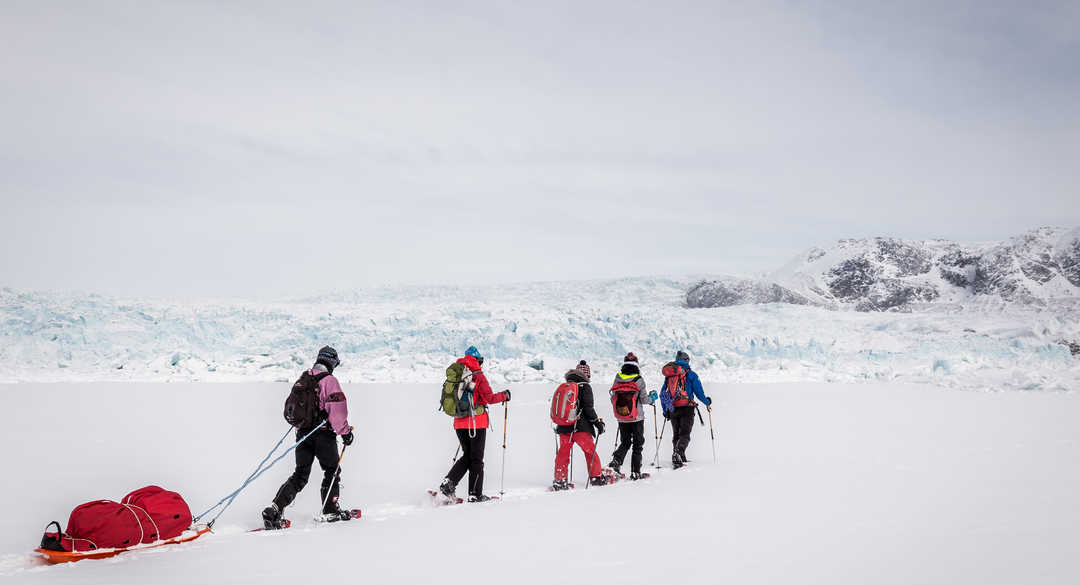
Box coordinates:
[552,360,609,490]
[437,346,510,502]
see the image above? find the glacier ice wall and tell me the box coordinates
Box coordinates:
[1,278,1077,391]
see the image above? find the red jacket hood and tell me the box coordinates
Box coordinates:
[457,356,482,371]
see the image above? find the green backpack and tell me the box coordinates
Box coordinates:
[440,362,484,418]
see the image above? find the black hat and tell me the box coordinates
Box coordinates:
[316,346,340,371]
[675,350,690,362]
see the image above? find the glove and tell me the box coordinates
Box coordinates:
[648,391,658,401]
[341,431,354,446]
[704,396,713,407]
[663,410,671,420]
[594,419,606,435]
[503,389,512,402]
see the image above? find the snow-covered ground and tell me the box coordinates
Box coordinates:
[1,279,1077,391]
[2,381,1078,584]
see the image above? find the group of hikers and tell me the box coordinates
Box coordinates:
[262,345,712,529]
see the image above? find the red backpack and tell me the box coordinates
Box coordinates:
[610,380,641,422]
[550,382,580,426]
[662,362,692,407]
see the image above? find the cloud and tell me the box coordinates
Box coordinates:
[1,0,1077,296]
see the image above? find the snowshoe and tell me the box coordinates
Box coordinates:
[467,494,498,503]
[316,508,362,523]
[439,478,457,498]
[261,504,289,530]
[603,466,625,481]
[549,479,574,492]
[629,471,651,481]
[249,519,291,532]
[588,474,612,487]
[428,489,464,506]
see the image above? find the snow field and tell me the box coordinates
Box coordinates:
[2,381,1079,584]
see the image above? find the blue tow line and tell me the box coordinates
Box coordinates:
[194,422,326,528]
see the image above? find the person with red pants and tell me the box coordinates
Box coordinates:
[437,346,510,503]
[552,360,609,490]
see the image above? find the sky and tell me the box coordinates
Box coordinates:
[1,0,1078,298]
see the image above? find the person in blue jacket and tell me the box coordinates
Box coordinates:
[659,350,711,469]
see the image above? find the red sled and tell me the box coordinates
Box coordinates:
[35,524,209,564]
[35,485,204,564]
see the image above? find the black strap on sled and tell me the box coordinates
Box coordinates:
[40,521,65,551]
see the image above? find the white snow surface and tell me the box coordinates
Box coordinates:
[2,382,1078,584]
[1,278,1077,391]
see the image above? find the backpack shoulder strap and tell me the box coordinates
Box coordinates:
[313,372,332,383]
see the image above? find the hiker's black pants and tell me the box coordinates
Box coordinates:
[446,428,487,497]
[610,420,646,473]
[670,406,696,461]
[274,427,342,513]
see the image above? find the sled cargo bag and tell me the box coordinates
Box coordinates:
[122,485,193,540]
[41,500,145,552]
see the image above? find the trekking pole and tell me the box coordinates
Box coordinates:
[651,404,660,467]
[319,446,349,515]
[500,401,509,497]
[453,444,461,462]
[653,418,667,469]
[695,404,705,425]
[321,444,348,514]
[707,404,717,464]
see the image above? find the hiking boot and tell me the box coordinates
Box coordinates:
[551,479,571,491]
[438,478,456,499]
[630,471,644,480]
[607,461,621,475]
[262,504,285,530]
[467,494,494,503]
[672,456,684,469]
[320,502,356,522]
[588,475,611,487]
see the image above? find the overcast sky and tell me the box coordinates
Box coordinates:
[2,1,1078,298]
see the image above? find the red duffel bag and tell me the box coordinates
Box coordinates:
[40,486,194,553]
[60,500,145,551]
[121,486,193,540]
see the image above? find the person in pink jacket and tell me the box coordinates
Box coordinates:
[263,346,354,528]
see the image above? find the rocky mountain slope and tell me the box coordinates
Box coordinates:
[688,227,1080,312]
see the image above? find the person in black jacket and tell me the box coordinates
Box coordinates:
[552,360,609,490]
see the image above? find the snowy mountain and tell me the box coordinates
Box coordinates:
[688,227,1080,312]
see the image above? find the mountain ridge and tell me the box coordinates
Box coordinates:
[687,227,1080,312]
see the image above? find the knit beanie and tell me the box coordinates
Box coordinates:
[576,360,591,381]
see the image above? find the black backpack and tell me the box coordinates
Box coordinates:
[284,371,331,429]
